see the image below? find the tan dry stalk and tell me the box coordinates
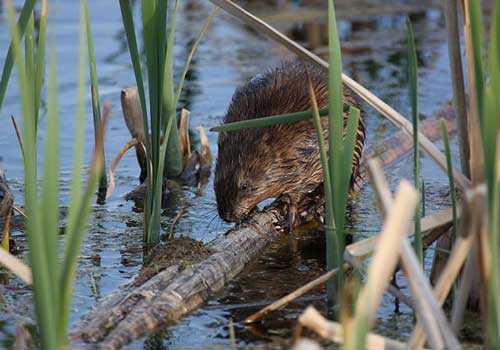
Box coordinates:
[444,0,470,177]
[369,160,461,349]
[245,265,348,323]
[349,180,418,340]
[207,0,470,191]
[409,234,473,349]
[344,206,455,264]
[106,138,142,199]
[461,0,484,184]
[0,246,32,285]
[298,306,407,350]
[179,109,191,167]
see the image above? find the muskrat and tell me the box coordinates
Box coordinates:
[214,61,365,228]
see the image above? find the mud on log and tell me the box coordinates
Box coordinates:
[69,105,457,349]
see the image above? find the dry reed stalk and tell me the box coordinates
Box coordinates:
[179,109,191,168]
[207,0,470,191]
[298,306,407,350]
[409,234,473,349]
[106,138,141,199]
[0,245,32,285]
[348,181,418,345]
[369,160,461,350]
[344,207,455,264]
[444,0,470,177]
[245,264,348,323]
[462,0,484,184]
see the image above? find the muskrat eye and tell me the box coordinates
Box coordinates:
[239,182,249,192]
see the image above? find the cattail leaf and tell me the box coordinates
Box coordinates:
[0,0,37,112]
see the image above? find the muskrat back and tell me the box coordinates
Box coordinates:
[214,61,365,224]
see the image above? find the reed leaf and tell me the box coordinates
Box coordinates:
[440,120,457,240]
[34,0,48,125]
[0,0,36,112]
[406,17,423,265]
[82,0,107,199]
[6,1,56,349]
[211,107,330,132]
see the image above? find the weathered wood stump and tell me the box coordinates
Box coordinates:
[69,105,457,349]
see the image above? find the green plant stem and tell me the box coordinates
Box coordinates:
[406,17,423,265]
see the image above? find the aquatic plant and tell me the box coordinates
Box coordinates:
[406,18,423,265]
[464,0,500,345]
[119,0,189,244]
[1,1,104,348]
[82,0,108,203]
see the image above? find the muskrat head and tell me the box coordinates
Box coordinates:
[214,131,281,222]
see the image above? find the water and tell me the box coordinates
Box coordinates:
[0,0,459,348]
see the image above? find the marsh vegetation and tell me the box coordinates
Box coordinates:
[0,0,498,349]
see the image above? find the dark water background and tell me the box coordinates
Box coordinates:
[0,0,461,348]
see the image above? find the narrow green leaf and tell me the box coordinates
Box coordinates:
[83,0,107,198]
[41,46,60,319]
[119,0,150,156]
[163,0,183,178]
[211,106,330,132]
[0,0,37,112]
[60,1,89,337]
[439,120,457,239]
[406,17,423,264]
[5,2,57,349]
[34,0,48,126]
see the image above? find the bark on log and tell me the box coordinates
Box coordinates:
[69,105,457,349]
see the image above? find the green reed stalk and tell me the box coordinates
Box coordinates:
[6,1,103,347]
[326,0,360,304]
[82,0,107,203]
[120,0,212,244]
[0,0,36,112]
[440,121,458,240]
[465,0,500,346]
[406,18,423,265]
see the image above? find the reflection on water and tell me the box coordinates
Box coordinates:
[0,0,458,348]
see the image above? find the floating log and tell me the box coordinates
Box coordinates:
[69,105,458,349]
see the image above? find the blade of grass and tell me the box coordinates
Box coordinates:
[210,106,355,132]
[82,0,107,201]
[406,17,423,265]
[119,0,150,158]
[6,1,57,349]
[440,120,458,240]
[59,1,89,338]
[327,0,347,303]
[40,46,60,316]
[0,0,37,112]
[34,0,48,127]
[163,0,183,178]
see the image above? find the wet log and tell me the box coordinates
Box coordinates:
[69,105,457,349]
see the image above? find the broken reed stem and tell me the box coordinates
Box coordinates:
[444,0,470,178]
[106,138,141,199]
[245,264,348,324]
[299,306,407,350]
[368,160,461,349]
[207,0,470,191]
[348,181,418,349]
[0,244,32,285]
[409,233,473,349]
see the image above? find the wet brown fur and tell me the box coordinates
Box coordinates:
[214,61,365,223]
